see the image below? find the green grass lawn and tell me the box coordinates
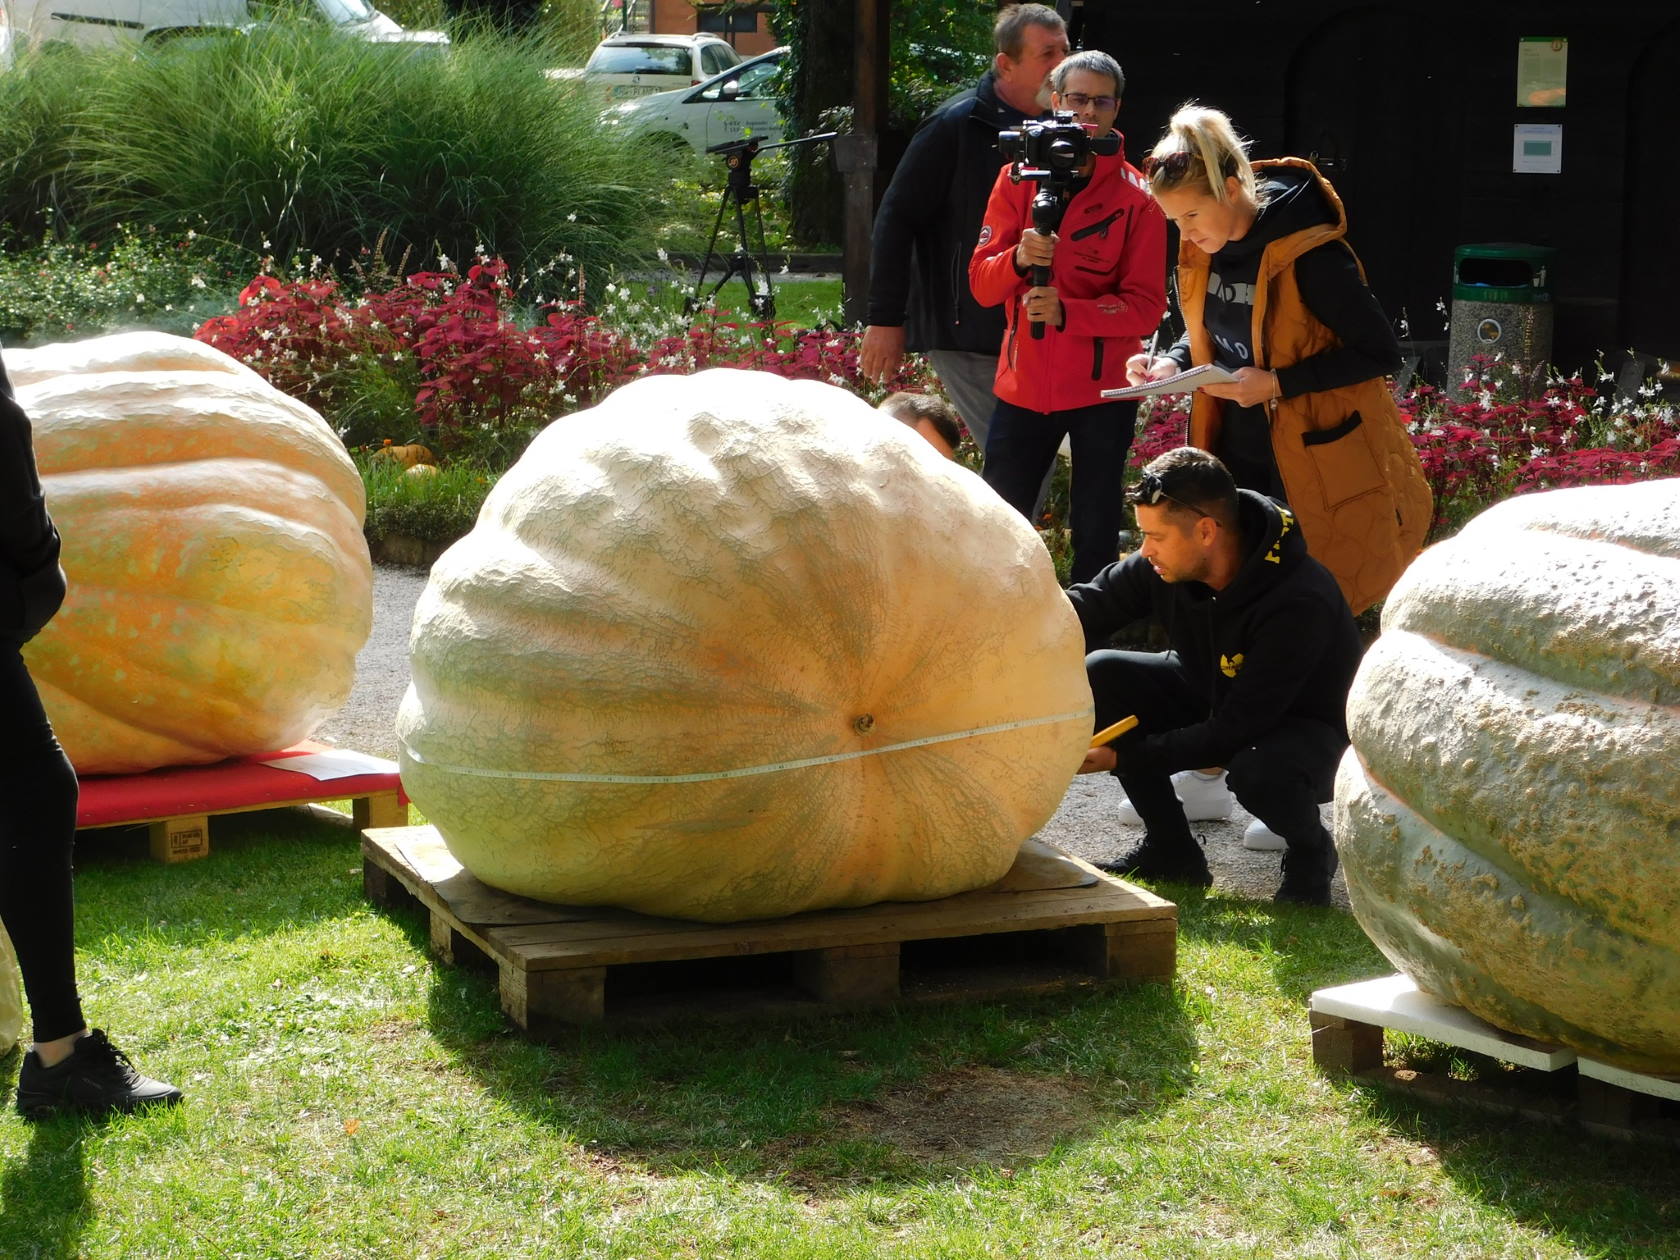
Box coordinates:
[4,808,1676,1258]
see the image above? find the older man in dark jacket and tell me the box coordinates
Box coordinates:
[858,3,1068,455]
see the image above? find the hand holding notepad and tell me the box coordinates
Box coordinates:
[1100,363,1239,401]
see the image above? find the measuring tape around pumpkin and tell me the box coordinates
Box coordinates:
[398,707,1096,785]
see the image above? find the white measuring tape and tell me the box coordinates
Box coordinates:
[399,708,1093,785]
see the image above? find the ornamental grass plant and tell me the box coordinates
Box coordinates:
[0,26,663,279]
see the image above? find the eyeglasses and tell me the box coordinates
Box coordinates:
[1130,471,1210,517]
[1141,149,1193,181]
[1059,92,1117,111]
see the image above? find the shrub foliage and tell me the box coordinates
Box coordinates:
[0,28,662,276]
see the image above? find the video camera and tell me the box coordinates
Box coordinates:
[996,112,1119,182]
[996,113,1121,339]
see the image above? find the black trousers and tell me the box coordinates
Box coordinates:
[1086,648,1344,852]
[983,397,1137,585]
[0,646,85,1043]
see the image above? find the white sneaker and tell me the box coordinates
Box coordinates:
[1241,818,1288,851]
[1116,770,1234,826]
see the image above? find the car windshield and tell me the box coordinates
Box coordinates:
[314,0,377,21]
[587,45,692,75]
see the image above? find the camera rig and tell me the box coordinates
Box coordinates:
[689,131,837,322]
[996,113,1121,339]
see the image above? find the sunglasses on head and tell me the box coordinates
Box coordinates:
[1140,149,1193,180]
[1059,91,1117,111]
[1131,471,1210,517]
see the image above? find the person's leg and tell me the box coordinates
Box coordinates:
[1065,399,1137,584]
[927,349,1055,507]
[0,648,85,1047]
[1085,648,1211,884]
[0,647,182,1116]
[1215,405,1287,501]
[1225,719,1347,905]
[982,399,1067,522]
[926,349,1002,457]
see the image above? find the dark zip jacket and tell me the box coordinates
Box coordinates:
[1066,489,1361,772]
[0,346,67,646]
[865,70,1037,355]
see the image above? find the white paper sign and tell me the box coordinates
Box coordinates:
[1513,123,1563,174]
[260,750,400,781]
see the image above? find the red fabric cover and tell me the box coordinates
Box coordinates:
[76,740,406,828]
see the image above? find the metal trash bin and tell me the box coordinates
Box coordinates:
[1446,243,1556,396]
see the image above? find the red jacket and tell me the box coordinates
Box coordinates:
[969,143,1167,413]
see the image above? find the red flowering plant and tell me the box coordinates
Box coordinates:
[198,258,935,466]
[1401,354,1680,539]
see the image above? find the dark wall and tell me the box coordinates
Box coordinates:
[1077,1,1680,370]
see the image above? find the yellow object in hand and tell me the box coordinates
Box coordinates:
[1089,715,1139,748]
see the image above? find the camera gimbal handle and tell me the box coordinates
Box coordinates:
[1028,187,1068,341]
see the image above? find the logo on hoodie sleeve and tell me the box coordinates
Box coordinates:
[1264,506,1296,564]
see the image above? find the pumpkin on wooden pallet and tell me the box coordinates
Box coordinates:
[1335,477,1680,1074]
[397,368,1093,923]
[10,331,372,775]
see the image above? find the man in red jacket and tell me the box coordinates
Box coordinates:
[969,49,1166,583]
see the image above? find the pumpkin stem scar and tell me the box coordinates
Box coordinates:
[399,709,1095,785]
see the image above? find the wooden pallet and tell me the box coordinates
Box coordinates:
[1310,974,1680,1146]
[362,824,1178,1034]
[78,743,408,863]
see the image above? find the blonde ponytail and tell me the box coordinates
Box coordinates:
[1145,103,1258,206]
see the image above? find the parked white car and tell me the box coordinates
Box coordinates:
[611,46,786,154]
[5,0,444,51]
[572,31,741,105]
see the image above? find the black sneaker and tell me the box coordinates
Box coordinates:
[1274,838,1340,907]
[15,1030,184,1120]
[1097,837,1212,887]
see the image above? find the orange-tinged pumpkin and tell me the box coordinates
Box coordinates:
[372,443,437,469]
[397,369,1093,922]
[1336,478,1680,1073]
[11,332,373,775]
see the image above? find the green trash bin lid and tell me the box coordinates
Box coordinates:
[1452,243,1556,303]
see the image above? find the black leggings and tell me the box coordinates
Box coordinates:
[0,646,85,1043]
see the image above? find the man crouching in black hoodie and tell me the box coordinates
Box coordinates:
[1069,446,1362,905]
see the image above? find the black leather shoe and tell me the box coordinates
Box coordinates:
[1097,838,1212,887]
[1274,837,1340,907]
[15,1030,184,1120]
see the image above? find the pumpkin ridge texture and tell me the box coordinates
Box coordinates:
[13,332,372,775]
[399,369,1092,922]
[1337,478,1680,1073]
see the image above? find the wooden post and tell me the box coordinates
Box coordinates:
[148,814,210,863]
[354,791,408,831]
[842,0,891,326]
[1310,1011,1385,1074]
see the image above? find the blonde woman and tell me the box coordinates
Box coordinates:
[1128,105,1430,615]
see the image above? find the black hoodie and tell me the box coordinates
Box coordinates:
[1164,165,1401,394]
[0,347,67,646]
[1066,489,1362,773]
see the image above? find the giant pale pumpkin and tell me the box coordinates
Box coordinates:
[11,331,372,775]
[1335,478,1680,1073]
[397,369,1092,922]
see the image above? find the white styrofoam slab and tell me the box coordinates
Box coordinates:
[1309,973,1576,1070]
[1578,1057,1680,1100]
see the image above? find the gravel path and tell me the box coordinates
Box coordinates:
[318,563,1349,908]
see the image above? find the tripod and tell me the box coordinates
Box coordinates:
[689,131,836,322]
